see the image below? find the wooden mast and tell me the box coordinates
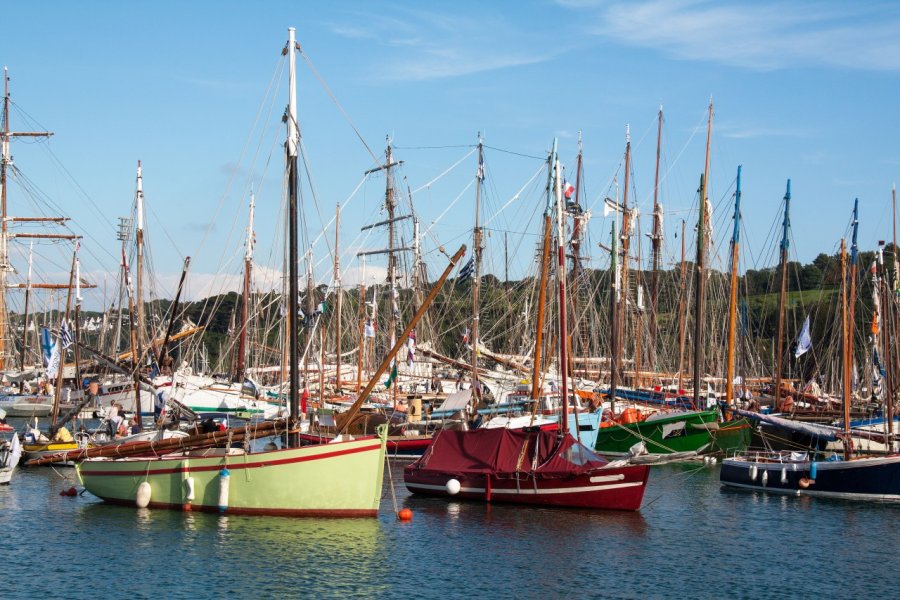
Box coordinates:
[0,68,53,369]
[285,27,301,447]
[530,155,553,419]
[677,219,686,392]
[19,242,32,368]
[608,201,619,414]
[470,135,484,400]
[649,106,663,373]
[356,280,365,394]
[618,126,632,388]
[134,161,146,371]
[848,198,860,416]
[569,133,584,372]
[334,202,342,391]
[552,141,570,436]
[49,249,77,431]
[840,239,852,459]
[773,180,792,409]
[235,191,255,382]
[692,99,713,408]
[725,165,743,405]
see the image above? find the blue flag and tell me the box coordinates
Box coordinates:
[457,257,475,285]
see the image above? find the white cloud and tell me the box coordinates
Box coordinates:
[565,0,900,72]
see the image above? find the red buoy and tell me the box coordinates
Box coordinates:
[397,508,413,521]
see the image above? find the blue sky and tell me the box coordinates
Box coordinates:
[3,0,900,310]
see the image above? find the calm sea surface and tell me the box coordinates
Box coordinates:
[1,446,898,599]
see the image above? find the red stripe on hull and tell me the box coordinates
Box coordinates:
[79,442,382,477]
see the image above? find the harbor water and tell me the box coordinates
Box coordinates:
[1,457,898,599]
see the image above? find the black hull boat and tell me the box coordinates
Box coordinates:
[720,451,900,501]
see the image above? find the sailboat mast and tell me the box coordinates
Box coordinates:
[385,140,398,407]
[50,249,77,429]
[569,133,584,369]
[334,203,342,391]
[553,144,570,435]
[619,126,632,388]
[677,219,686,392]
[530,148,555,417]
[609,212,619,412]
[725,166,743,405]
[774,180,792,408]
[840,239,852,459]
[286,27,301,446]
[692,99,713,408]
[19,242,33,368]
[848,198,859,413]
[471,135,484,398]
[650,106,663,372]
[135,161,146,367]
[236,192,255,382]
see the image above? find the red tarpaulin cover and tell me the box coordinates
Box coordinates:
[413,428,610,479]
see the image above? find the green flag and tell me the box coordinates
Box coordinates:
[384,364,398,388]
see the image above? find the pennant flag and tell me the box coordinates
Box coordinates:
[40,327,54,365]
[59,319,74,350]
[794,316,812,358]
[364,319,376,338]
[457,257,475,285]
[406,329,417,367]
[563,180,575,200]
[46,341,61,379]
[384,364,398,388]
[477,152,485,182]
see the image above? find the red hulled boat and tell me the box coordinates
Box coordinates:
[403,428,649,510]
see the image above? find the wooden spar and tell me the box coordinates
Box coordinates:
[158,256,191,372]
[676,221,687,391]
[840,239,852,459]
[530,213,552,413]
[115,326,203,362]
[236,192,255,382]
[725,166,743,404]
[385,140,399,408]
[619,126,632,388]
[0,68,53,370]
[879,244,893,440]
[891,185,898,439]
[774,180,792,408]
[49,249,77,432]
[552,143,570,436]
[569,133,583,365]
[529,146,555,423]
[692,100,713,408]
[337,244,466,434]
[6,217,69,223]
[692,172,708,408]
[28,418,291,466]
[608,217,619,413]
[9,233,82,240]
[19,242,33,369]
[334,202,342,391]
[649,107,663,372]
[848,198,859,417]
[286,26,301,447]
[134,161,146,362]
[7,282,98,289]
[471,135,484,400]
[124,251,143,430]
[356,281,365,393]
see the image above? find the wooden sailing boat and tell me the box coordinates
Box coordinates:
[593,104,750,458]
[76,28,389,516]
[404,140,650,510]
[722,236,900,501]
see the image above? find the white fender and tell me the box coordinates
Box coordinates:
[218,468,230,512]
[135,481,151,508]
[780,467,788,484]
[749,465,758,481]
[761,470,768,487]
[446,478,461,495]
[184,476,195,501]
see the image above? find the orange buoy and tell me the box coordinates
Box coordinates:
[397,508,413,521]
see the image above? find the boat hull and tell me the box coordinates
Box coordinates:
[720,454,900,501]
[404,464,650,510]
[594,409,749,457]
[77,435,386,516]
[298,431,432,458]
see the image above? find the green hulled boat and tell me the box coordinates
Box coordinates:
[76,428,387,516]
[594,408,750,458]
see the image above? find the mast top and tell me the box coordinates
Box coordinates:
[286,27,299,159]
[780,179,791,252]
